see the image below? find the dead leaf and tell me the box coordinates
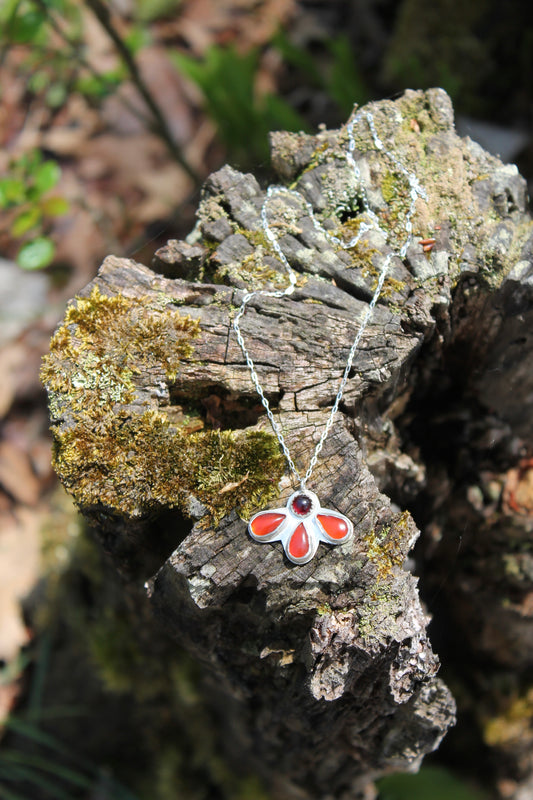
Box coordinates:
[0,345,26,418]
[0,507,40,663]
[0,441,41,506]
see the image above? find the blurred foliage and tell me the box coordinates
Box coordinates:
[383,0,487,113]
[378,766,488,800]
[173,33,370,169]
[0,626,139,800]
[0,0,131,107]
[0,713,140,798]
[0,150,69,269]
[134,0,182,23]
[172,45,309,168]
[274,31,369,117]
[383,0,533,122]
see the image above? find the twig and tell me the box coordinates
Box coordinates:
[83,0,200,184]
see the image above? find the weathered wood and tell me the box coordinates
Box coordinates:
[42,88,533,798]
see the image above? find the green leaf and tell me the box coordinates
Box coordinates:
[0,760,76,800]
[125,26,151,54]
[135,0,181,22]
[6,7,46,44]
[272,29,323,87]
[45,82,68,108]
[0,0,21,25]
[28,70,51,93]
[11,206,42,236]
[18,148,43,174]
[172,44,308,168]
[326,35,368,116]
[17,237,55,270]
[40,195,69,216]
[75,74,106,99]
[75,69,123,100]
[33,160,61,195]
[0,750,92,789]
[0,177,26,208]
[262,93,307,135]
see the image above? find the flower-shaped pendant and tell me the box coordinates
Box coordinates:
[248,489,353,564]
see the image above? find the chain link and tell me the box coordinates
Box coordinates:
[232,108,427,489]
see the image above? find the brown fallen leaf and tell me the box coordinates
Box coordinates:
[0,345,26,418]
[0,441,41,506]
[0,507,40,664]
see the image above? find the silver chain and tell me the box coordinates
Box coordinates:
[233,108,427,490]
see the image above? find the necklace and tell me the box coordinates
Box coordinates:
[233,107,427,565]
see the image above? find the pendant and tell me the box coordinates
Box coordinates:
[248,489,353,565]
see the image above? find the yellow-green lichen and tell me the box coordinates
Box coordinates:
[41,285,200,411]
[293,139,332,181]
[214,250,288,292]
[381,169,403,205]
[339,233,406,301]
[363,510,412,582]
[234,226,270,249]
[42,285,284,525]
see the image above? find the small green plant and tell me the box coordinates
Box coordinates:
[172,34,370,170]
[0,150,69,270]
[1,0,197,178]
[0,714,140,799]
[273,31,370,117]
[0,0,129,107]
[172,45,309,168]
[0,637,139,800]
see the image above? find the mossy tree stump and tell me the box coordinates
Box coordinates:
[42,89,533,799]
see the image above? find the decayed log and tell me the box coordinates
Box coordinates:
[42,88,533,799]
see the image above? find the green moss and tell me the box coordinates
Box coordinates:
[337,217,363,238]
[41,285,200,407]
[214,250,287,291]
[234,226,269,249]
[381,169,402,205]
[52,406,283,523]
[363,510,412,582]
[42,285,284,525]
[340,232,406,301]
[294,139,332,181]
[88,608,148,694]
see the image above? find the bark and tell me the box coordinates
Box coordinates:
[42,88,533,799]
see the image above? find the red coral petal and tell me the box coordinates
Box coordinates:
[250,512,285,537]
[288,523,311,559]
[317,513,350,540]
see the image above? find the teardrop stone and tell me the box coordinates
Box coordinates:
[288,523,310,559]
[317,514,349,540]
[250,513,285,537]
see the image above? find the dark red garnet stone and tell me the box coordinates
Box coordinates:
[291,493,312,516]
